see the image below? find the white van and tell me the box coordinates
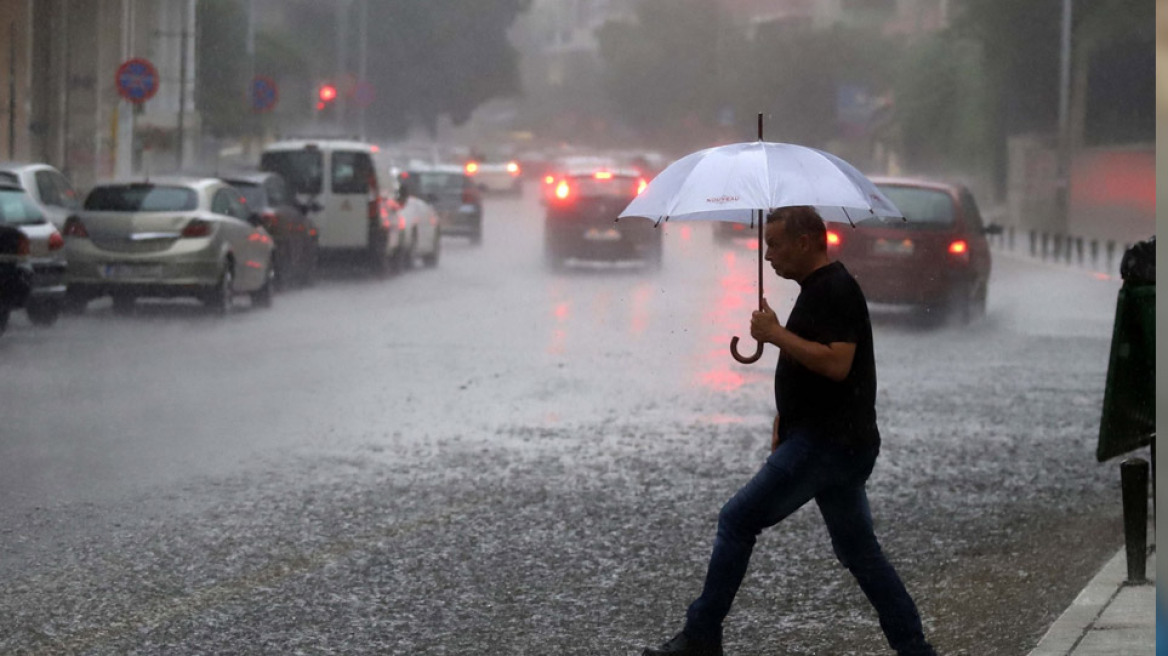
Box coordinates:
[260,139,397,273]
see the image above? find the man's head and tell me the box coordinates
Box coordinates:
[763,205,830,282]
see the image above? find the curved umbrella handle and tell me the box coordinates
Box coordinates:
[729,335,764,364]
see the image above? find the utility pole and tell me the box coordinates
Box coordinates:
[176,1,190,170]
[1054,0,1073,233]
[358,0,368,141]
[335,0,350,131]
[8,21,15,159]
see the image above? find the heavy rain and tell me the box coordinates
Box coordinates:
[0,1,1156,655]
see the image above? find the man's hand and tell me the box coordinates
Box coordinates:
[771,413,781,452]
[750,297,781,344]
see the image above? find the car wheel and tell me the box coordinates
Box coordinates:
[0,308,8,336]
[111,293,136,316]
[945,281,974,326]
[63,289,89,315]
[250,258,275,309]
[422,229,440,268]
[26,299,61,326]
[204,264,234,316]
[301,243,319,287]
[401,228,418,270]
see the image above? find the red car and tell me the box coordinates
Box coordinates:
[827,177,1001,324]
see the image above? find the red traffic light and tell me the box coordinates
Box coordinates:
[318,84,338,103]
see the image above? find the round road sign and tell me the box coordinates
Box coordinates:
[115,58,159,104]
[251,76,279,113]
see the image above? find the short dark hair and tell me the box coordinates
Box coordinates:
[766,205,826,250]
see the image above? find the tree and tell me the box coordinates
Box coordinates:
[196,0,250,138]
[361,0,531,138]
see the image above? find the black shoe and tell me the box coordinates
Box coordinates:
[643,631,724,656]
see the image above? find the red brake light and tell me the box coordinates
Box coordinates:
[555,179,571,200]
[63,216,88,238]
[827,230,841,247]
[465,161,479,175]
[48,230,65,251]
[544,175,555,185]
[181,219,212,238]
[636,178,648,195]
[594,171,613,180]
[506,161,520,175]
[948,240,968,255]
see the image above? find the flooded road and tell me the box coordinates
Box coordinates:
[0,188,1126,655]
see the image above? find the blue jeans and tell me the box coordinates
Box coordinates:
[683,432,936,656]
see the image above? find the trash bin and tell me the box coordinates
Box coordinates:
[1097,237,1155,462]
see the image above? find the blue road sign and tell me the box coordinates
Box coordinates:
[116,58,159,104]
[251,76,279,113]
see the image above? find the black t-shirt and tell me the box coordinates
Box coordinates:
[775,261,879,447]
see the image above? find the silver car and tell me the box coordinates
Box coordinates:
[65,177,275,315]
[0,162,82,228]
[0,180,67,325]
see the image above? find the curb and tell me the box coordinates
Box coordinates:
[1027,546,1155,655]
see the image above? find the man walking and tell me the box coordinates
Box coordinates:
[644,206,936,656]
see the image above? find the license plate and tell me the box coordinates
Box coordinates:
[873,238,914,255]
[103,264,163,279]
[584,228,621,242]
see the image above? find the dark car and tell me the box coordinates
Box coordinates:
[543,167,658,269]
[221,172,319,289]
[0,223,33,335]
[398,165,482,244]
[827,177,1001,323]
[0,180,66,325]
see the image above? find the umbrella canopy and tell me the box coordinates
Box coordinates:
[619,141,903,225]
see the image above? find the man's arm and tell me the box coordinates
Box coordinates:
[750,298,856,382]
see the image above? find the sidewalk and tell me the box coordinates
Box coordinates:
[1027,545,1156,655]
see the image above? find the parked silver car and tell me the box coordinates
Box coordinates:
[64,177,275,315]
[0,162,82,228]
[0,179,67,325]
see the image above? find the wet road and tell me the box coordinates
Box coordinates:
[0,188,1126,655]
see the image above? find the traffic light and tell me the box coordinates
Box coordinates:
[316,83,338,112]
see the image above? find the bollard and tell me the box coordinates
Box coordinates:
[1107,241,1116,271]
[1075,237,1084,265]
[1091,240,1099,267]
[1120,457,1149,583]
[1029,230,1036,256]
[1054,234,1063,261]
[1008,226,1014,250]
[1042,233,1049,258]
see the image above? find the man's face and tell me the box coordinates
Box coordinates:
[764,220,803,280]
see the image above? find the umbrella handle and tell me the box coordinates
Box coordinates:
[729,336,764,364]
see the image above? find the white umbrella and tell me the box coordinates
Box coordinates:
[619,140,902,226]
[618,116,902,364]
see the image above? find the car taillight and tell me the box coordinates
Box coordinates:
[506,161,520,176]
[48,230,65,251]
[261,210,278,226]
[465,161,479,175]
[636,178,648,195]
[555,179,571,200]
[594,171,613,180]
[181,219,212,238]
[16,234,29,255]
[827,230,841,247]
[544,175,555,185]
[948,240,968,254]
[63,216,88,238]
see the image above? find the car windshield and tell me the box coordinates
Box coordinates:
[868,186,955,229]
[84,185,199,212]
[232,183,267,210]
[408,172,464,195]
[0,189,47,225]
[261,150,323,196]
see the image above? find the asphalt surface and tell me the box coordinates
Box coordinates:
[0,188,1126,655]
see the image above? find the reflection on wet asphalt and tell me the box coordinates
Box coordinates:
[0,187,1127,654]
